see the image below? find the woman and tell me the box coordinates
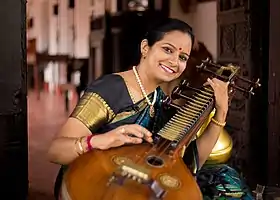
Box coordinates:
[48,18,229,199]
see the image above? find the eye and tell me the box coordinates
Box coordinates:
[162,47,173,54]
[179,55,188,62]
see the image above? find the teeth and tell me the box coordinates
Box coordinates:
[160,65,174,73]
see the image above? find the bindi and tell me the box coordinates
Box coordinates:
[179,47,182,51]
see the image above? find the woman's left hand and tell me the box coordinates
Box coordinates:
[205,78,229,120]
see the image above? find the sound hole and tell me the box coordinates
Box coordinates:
[146,155,164,168]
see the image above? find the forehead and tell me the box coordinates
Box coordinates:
[157,31,192,52]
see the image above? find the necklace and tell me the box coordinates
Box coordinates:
[132,66,157,118]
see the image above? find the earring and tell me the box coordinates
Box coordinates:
[142,54,146,59]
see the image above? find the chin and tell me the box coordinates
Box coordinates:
[157,74,179,83]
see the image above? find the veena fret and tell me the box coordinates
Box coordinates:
[158,86,214,143]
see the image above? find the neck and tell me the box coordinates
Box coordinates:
[136,62,160,94]
[160,79,180,96]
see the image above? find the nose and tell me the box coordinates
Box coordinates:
[169,52,179,66]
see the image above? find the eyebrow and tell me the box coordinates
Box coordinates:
[164,43,190,57]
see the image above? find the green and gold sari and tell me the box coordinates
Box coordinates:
[55,74,254,200]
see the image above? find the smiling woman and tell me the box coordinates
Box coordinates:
[48,18,231,200]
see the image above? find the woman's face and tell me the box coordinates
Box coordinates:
[141,30,192,83]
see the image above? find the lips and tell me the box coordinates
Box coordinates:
[160,64,176,73]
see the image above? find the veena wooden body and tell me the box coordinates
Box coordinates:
[63,143,202,200]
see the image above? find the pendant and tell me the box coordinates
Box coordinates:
[149,106,155,118]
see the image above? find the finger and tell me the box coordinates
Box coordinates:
[122,135,143,144]
[120,125,153,143]
[134,125,153,143]
[124,124,152,138]
[203,81,209,86]
[212,78,230,88]
[207,78,216,89]
[119,125,143,138]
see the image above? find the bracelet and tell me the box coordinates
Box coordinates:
[74,138,82,155]
[74,139,81,156]
[211,117,226,127]
[75,137,85,155]
[86,135,94,151]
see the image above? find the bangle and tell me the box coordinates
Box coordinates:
[74,138,83,155]
[86,135,94,151]
[211,117,226,127]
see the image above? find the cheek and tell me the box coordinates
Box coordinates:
[178,62,187,73]
[148,52,164,65]
[151,50,170,62]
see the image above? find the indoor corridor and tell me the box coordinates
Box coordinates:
[28,90,77,199]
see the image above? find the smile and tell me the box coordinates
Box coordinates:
[160,64,176,73]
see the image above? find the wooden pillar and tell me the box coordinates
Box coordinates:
[218,0,280,186]
[0,0,28,198]
[217,0,269,186]
[268,0,280,185]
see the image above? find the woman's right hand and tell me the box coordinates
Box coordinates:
[91,124,153,150]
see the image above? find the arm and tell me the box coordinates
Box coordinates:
[47,92,113,165]
[47,93,153,165]
[196,78,229,169]
[196,109,227,169]
[47,118,91,165]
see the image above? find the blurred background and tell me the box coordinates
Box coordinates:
[1,0,279,199]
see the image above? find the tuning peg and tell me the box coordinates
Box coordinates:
[229,83,257,98]
[171,86,197,102]
[179,80,203,93]
[161,96,181,110]
[253,78,261,88]
[248,87,255,96]
[235,76,261,88]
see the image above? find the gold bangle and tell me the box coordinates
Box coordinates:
[75,137,85,155]
[78,137,86,154]
[74,138,81,155]
[211,117,226,127]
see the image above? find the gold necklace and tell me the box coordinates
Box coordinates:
[132,66,157,118]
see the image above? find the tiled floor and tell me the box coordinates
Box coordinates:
[28,90,77,199]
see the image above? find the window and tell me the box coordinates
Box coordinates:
[68,0,75,8]
[53,4,59,15]
[28,18,34,29]
[128,0,149,11]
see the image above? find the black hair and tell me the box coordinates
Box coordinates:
[144,18,195,48]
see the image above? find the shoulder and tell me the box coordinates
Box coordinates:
[85,74,123,93]
[84,74,129,113]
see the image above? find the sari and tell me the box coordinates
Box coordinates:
[54,74,254,199]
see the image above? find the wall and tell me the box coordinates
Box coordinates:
[27,0,99,57]
[27,0,217,59]
[170,1,217,60]
[193,2,217,59]
[169,0,194,27]
[27,0,104,91]
[27,0,217,88]
[27,0,49,53]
